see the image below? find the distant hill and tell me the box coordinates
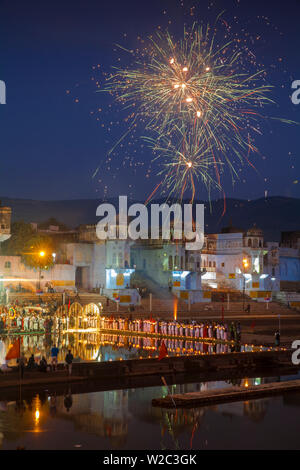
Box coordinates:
[0,196,299,242]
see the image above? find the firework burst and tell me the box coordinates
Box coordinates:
[144,123,223,202]
[101,21,283,202]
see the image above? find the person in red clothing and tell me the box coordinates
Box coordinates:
[158,341,168,361]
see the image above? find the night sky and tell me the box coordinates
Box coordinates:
[0,0,299,201]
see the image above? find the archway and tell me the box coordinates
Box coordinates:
[68,302,83,329]
[82,303,101,329]
[56,304,68,317]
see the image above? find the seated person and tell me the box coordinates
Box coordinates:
[39,356,48,373]
[27,354,37,370]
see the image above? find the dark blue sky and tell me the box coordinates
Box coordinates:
[0,0,299,201]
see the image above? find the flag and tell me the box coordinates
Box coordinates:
[158,341,168,361]
[5,338,20,360]
[68,299,71,311]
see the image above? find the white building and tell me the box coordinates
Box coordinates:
[0,206,299,305]
[197,225,272,300]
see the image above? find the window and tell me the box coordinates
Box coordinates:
[221,262,225,267]
[4,261,11,268]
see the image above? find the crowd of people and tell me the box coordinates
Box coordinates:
[0,301,243,343]
[0,303,97,334]
[99,317,242,343]
[0,310,54,334]
[0,301,63,334]
[16,347,74,378]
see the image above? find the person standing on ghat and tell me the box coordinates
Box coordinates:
[51,344,59,371]
[65,350,74,376]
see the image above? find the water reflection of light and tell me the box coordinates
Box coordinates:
[0,331,270,367]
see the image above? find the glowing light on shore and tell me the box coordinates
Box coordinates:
[173,297,178,321]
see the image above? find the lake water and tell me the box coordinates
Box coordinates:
[0,332,292,450]
[0,376,300,450]
[0,331,266,366]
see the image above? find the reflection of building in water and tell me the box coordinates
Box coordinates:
[127,385,206,438]
[217,399,267,421]
[282,393,300,407]
[0,395,50,446]
[0,329,241,365]
[56,390,130,448]
[243,399,268,422]
[218,378,269,421]
[127,385,208,443]
[128,382,237,438]
[2,334,50,365]
[59,332,229,362]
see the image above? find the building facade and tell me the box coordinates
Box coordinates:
[0,205,299,302]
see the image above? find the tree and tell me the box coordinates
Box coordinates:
[38,218,69,231]
[1,221,35,255]
[1,221,54,269]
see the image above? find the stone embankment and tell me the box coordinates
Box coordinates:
[0,349,295,393]
[152,379,300,408]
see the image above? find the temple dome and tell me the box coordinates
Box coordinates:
[247,224,263,237]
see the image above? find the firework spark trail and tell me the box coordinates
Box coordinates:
[144,123,223,202]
